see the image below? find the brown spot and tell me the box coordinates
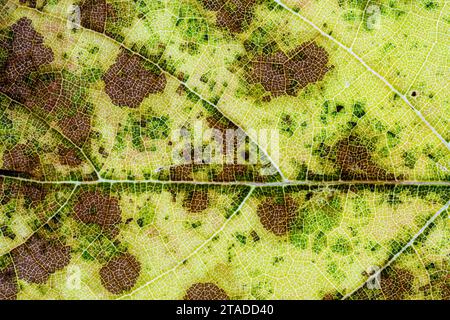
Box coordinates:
[206,116,238,132]
[11,234,71,284]
[0,181,48,209]
[20,183,48,206]
[176,84,186,96]
[184,282,229,300]
[257,196,298,236]
[19,0,36,8]
[58,112,91,147]
[439,279,450,300]
[24,74,88,119]
[2,144,41,178]
[80,0,114,33]
[0,20,92,148]
[202,0,257,33]
[18,73,92,148]
[170,164,194,181]
[99,146,109,158]
[247,42,330,97]
[213,164,267,182]
[379,268,414,300]
[183,190,209,213]
[25,76,69,115]
[428,271,450,300]
[214,164,248,182]
[169,163,268,182]
[99,253,141,294]
[103,50,166,108]
[206,116,240,157]
[73,190,122,238]
[351,267,415,300]
[322,293,337,300]
[336,136,396,180]
[250,230,260,242]
[58,146,82,167]
[0,265,18,300]
[0,18,54,102]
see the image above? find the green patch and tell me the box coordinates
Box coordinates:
[235,232,247,245]
[76,224,127,263]
[331,237,352,255]
[327,262,346,282]
[141,116,170,140]
[312,231,327,254]
[180,41,200,55]
[176,5,209,43]
[424,1,438,10]
[352,103,366,118]
[386,130,400,148]
[88,46,99,55]
[82,68,103,83]
[251,280,274,300]
[0,113,13,130]
[343,10,357,22]
[0,254,12,270]
[136,204,155,227]
[289,231,308,249]
[244,26,278,55]
[279,113,297,137]
[296,193,342,235]
[402,151,417,169]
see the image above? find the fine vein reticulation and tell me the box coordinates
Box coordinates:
[0,0,448,300]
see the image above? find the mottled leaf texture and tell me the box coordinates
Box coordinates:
[0,0,448,300]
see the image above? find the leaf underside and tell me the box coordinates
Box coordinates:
[0,0,448,300]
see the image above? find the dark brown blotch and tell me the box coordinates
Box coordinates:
[0,265,18,300]
[202,0,257,33]
[247,42,330,98]
[103,50,166,108]
[79,0,115,33]
[0,19,92,148]
[206,116,240,157]
[0,17,54,102]
[58,146,83,167]
[58,112,91,147]
[11,234,71,284]
[73,190,122,238]
[379,268,414,300]
[213,164,248,182]
[256,196,298,236]
[183,190,209,213]
[351,267,415,300]
[335,136,397,181]
[99,253,141,294]
[169,164,195,181]
[20,183,48,207]
[184,282,229,300]
[19,0,37,8]
[2,144,42,179]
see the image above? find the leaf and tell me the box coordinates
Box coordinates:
[0,0,448,300]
